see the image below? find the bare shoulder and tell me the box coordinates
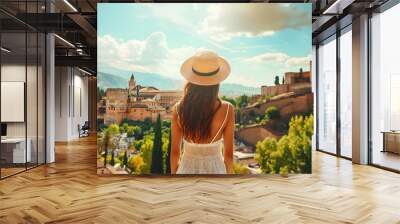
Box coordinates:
[172,102,180,119]
[220,100,235,114]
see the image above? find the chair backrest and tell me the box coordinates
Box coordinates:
[83,121,90,129]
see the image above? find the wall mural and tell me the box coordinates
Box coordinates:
[97,3,313,175]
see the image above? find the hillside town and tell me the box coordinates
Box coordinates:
[97,74,182,124]
[97,67,313,175]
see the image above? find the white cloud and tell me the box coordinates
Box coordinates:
[98,33,195,78]
[246,52,289,63]
[286,55,311,68]
[245,52,311,69]
[200,4,309,41]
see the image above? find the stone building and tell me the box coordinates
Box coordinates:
[100,74,183,125]
[261,68,312,96]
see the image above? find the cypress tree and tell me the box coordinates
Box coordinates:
[110,150,115,166]
[123,150,128,168]
[151,114,163,174]
[103,133,109,167]
[282,76,285,85]
[165,130,172,174]
[274,75,280,85]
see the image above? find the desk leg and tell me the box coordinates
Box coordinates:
[382,133,386,153]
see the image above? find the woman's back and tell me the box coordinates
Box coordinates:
[175,101,232,174]
[170,50,234,174]
[180,100,232,144]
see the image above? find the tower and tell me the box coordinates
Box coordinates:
[129,73,136,96]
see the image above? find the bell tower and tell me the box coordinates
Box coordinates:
[129,73,136,96]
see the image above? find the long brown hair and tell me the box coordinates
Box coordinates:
[178,82,221,141]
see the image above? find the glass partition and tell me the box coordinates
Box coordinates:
[317,35,337,154]
[0,1,46,179]
[1,31,28,177]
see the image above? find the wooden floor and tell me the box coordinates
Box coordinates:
[0,136,400,224]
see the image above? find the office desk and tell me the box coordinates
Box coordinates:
[381,131,400,154]
[1,138,31,163]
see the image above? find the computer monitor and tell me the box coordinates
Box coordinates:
[1,123,7,137]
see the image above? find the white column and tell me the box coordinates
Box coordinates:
[352,14,369,164]
[46,33,55,163]
[312,45,317,151]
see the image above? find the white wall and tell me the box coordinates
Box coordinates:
[1,65,26,138]
[54,67,89,141]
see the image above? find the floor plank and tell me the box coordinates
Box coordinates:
[0,136,399,223]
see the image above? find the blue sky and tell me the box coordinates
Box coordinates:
[98,3,311,87]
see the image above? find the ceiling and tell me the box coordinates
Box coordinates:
[311,0,390,43]
[0,0,394,75]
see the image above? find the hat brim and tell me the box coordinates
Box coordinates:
[180,56,231,86]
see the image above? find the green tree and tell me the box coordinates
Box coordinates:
[265,106,280,120]
[255,115,313,175]
[248,110,257,120]
[274,76,280,85]
[236,109,241,124]
[139,135,153,174]
[236,95,249,108]
[110,151,115,166]
[165,130,172,174]
[123,150,128,168]
[233,163,250,174]
[282,76,285,85]
[97,87,105,101]
[151,114,163,174]
[221,96,236,107]
[128,155,145,174]
[127,125,142,138]
[98,124,120,167]
[120,123,129,134]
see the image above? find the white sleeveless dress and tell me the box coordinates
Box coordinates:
[176,104,230,174]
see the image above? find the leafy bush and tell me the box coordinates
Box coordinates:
[138,135,153,174]
[255,115,313,175]
[98,124,120,167]
[233,163,250,174]
[265,106,280,120]
[236,95,250,108]
[128,155,145,174]
[221,96,236,107]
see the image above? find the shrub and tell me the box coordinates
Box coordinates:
[265,106,280,120]
[233,163,250,174]
[128,155,145,174]
[255,115,313,175]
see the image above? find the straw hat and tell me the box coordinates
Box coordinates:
[180,50,231,86]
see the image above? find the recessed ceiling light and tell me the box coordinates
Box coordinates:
[1,47,11,53]
[54,34,75,48]
[78,67,92,76]
[63,0,78,12]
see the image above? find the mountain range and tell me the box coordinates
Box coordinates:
[97,71,260,97]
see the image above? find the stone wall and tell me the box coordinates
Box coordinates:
[242,92,313,120]
[236,124,282,146]
[261,84,290,96]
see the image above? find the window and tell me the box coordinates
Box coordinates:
[370,3,400,171]
[339,28,352,158]
[317,36,337,154]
